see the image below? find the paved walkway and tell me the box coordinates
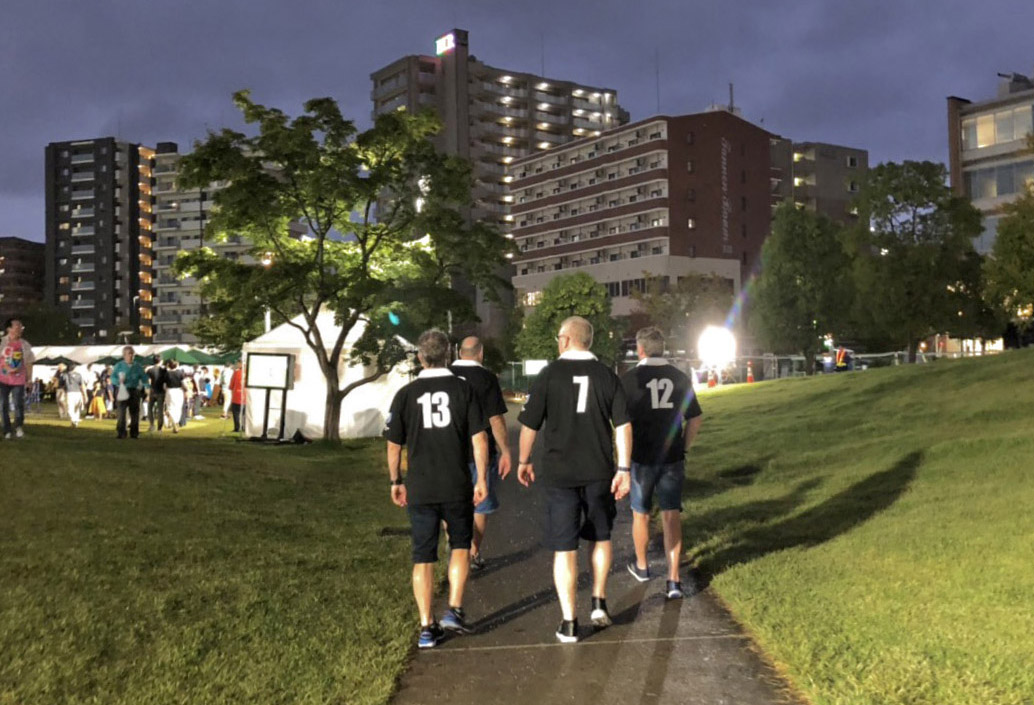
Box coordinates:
[392,413,801,705]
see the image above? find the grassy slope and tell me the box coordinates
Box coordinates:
[0,414,413,705]
[688,349,1034,705]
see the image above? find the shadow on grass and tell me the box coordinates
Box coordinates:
[691,451,923,588]
[683,456,772,500]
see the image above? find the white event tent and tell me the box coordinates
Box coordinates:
[241,309,415,440]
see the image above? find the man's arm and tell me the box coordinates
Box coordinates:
[386,440,406,507]
[472,430,489,504]
[610,422,633,500]
[488,414,512,478]
[517,425,537,487]
[684,415,702,452]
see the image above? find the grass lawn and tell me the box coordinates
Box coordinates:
[0,409,415,705]
[687,349,1034,705]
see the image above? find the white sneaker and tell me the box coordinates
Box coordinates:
[194,415,204,420]
[3,433,10,440]
[14,427,23,439]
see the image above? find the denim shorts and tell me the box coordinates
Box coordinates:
[630,461,685,514]
[468,454,500,515]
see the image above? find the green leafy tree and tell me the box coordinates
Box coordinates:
[751,203,853,372]
[985,179,1034,332]
[174,91,509,440]
[514,273,621,363]
[851,161,983,361]
[629,272,733,356]
[16,303,81,345]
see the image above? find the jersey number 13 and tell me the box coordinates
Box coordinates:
[417,392,451,428]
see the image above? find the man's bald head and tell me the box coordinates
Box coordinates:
[459,336,483,360]
[559,316,593,350]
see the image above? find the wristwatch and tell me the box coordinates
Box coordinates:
[616,466,631,474]
[390,477,404,487]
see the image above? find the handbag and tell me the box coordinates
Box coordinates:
[117,381,130,402]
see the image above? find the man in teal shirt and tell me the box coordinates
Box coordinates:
[112,346,150,439]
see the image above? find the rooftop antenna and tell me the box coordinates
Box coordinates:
[729,82,735,111]
[655,49,661,114]
[540,31,546,76]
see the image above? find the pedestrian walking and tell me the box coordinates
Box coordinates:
[55,364,69,419]
[163,360,185,434]
[621,327,703,599]
[220,363,234,419]
[147,355,166,432]
[384,329,489,649]
[112,347,149,439]
[228,360,245,432]
[62,363,87,428]
[449,336,512,570]
[0,317,34,440]
[517,316,632,643]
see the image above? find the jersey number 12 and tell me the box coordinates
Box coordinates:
[417,391,451,428]
[646,377,674,409]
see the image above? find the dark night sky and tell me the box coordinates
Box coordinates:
[3,0,1033,242]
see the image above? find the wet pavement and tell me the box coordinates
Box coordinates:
[392,411,801,705]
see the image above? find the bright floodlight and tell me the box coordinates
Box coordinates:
[698,326,736,368]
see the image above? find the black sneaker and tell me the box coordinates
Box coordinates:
[590,597,612,628]
[666,580,684,600]
[441,606,472,634]
[469,552,486,571]
[627,561,651,582]
[555,618,579,644]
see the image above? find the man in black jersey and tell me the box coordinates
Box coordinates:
[384,329,490,649]
[147,355,166,432]
[449,336,512,570]
[517,316,632,644]
[621,327,702,599]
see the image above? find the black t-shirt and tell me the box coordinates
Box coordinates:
[621,359,703,465]
[517,352,630,487]
[384,369,489,505]
[165,369,185,390]
[148,366,168,394]
[448,361,507,457]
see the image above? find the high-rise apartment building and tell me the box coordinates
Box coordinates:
[151,142,250,343]
[770,141,868,223]
[0,237,46,320]
[45,138,154,342]
[509,109,782,315]
[948,71,1034,253]
[371,28,629,335]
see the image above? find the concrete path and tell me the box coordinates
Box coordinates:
[392,411,801,705]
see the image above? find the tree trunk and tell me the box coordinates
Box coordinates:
[324,366,342,442]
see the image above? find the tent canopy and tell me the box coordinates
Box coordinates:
[161,348,200,364]
[35,355,78,367]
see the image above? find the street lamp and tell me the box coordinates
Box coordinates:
[261,252,273,332]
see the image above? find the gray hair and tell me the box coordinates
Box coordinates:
[559,316,593,349]
[417,328,451,368]
[635,327,665,358]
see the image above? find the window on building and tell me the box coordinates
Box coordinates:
[687,160,694,173]
[846,155,859,168]
[686,132,694,144]
[741,196,747,211]
[742,251,748,265]
[687,218,696,229]
[848,181,859,193]
[741,223,747,238]
[689,245,696,258]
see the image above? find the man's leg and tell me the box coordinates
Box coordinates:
[472,514,488,559]
[412,563,436,627]
[116,400,128,438]
[447,548,470,609]
[632,511,651,571]
[553,550,578,621]
[0,384,11,435]
[12,385,25,431]
[129,391,141,438]
[589,540,612,600]
[661,510,682,581]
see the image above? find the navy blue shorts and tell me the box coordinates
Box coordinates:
[630,462,685,514]
[544,479,616,552]
[407,501,474,564]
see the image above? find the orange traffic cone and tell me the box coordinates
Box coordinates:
[747,361,755,384]
[707,369,717,388]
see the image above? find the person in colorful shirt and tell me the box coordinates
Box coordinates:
[0,317,34,440]
[111,346,150,439]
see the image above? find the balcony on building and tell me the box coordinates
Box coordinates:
[71,207,95,219]
[70,245,94,256]
[71,299,95,310]
[70,153,94,165]
[71,262,95,273]
[73,318,96,328]
[70,172,95,183]
[71,190,94,200]
[70,281,95,292]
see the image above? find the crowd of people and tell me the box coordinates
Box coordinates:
[385,318,702,648]
[1,316,245,441]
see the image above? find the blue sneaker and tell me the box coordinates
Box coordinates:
[666,580,685,600]
[441,607,472,634]
[627,562,651,582]
[418,622,443,649]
